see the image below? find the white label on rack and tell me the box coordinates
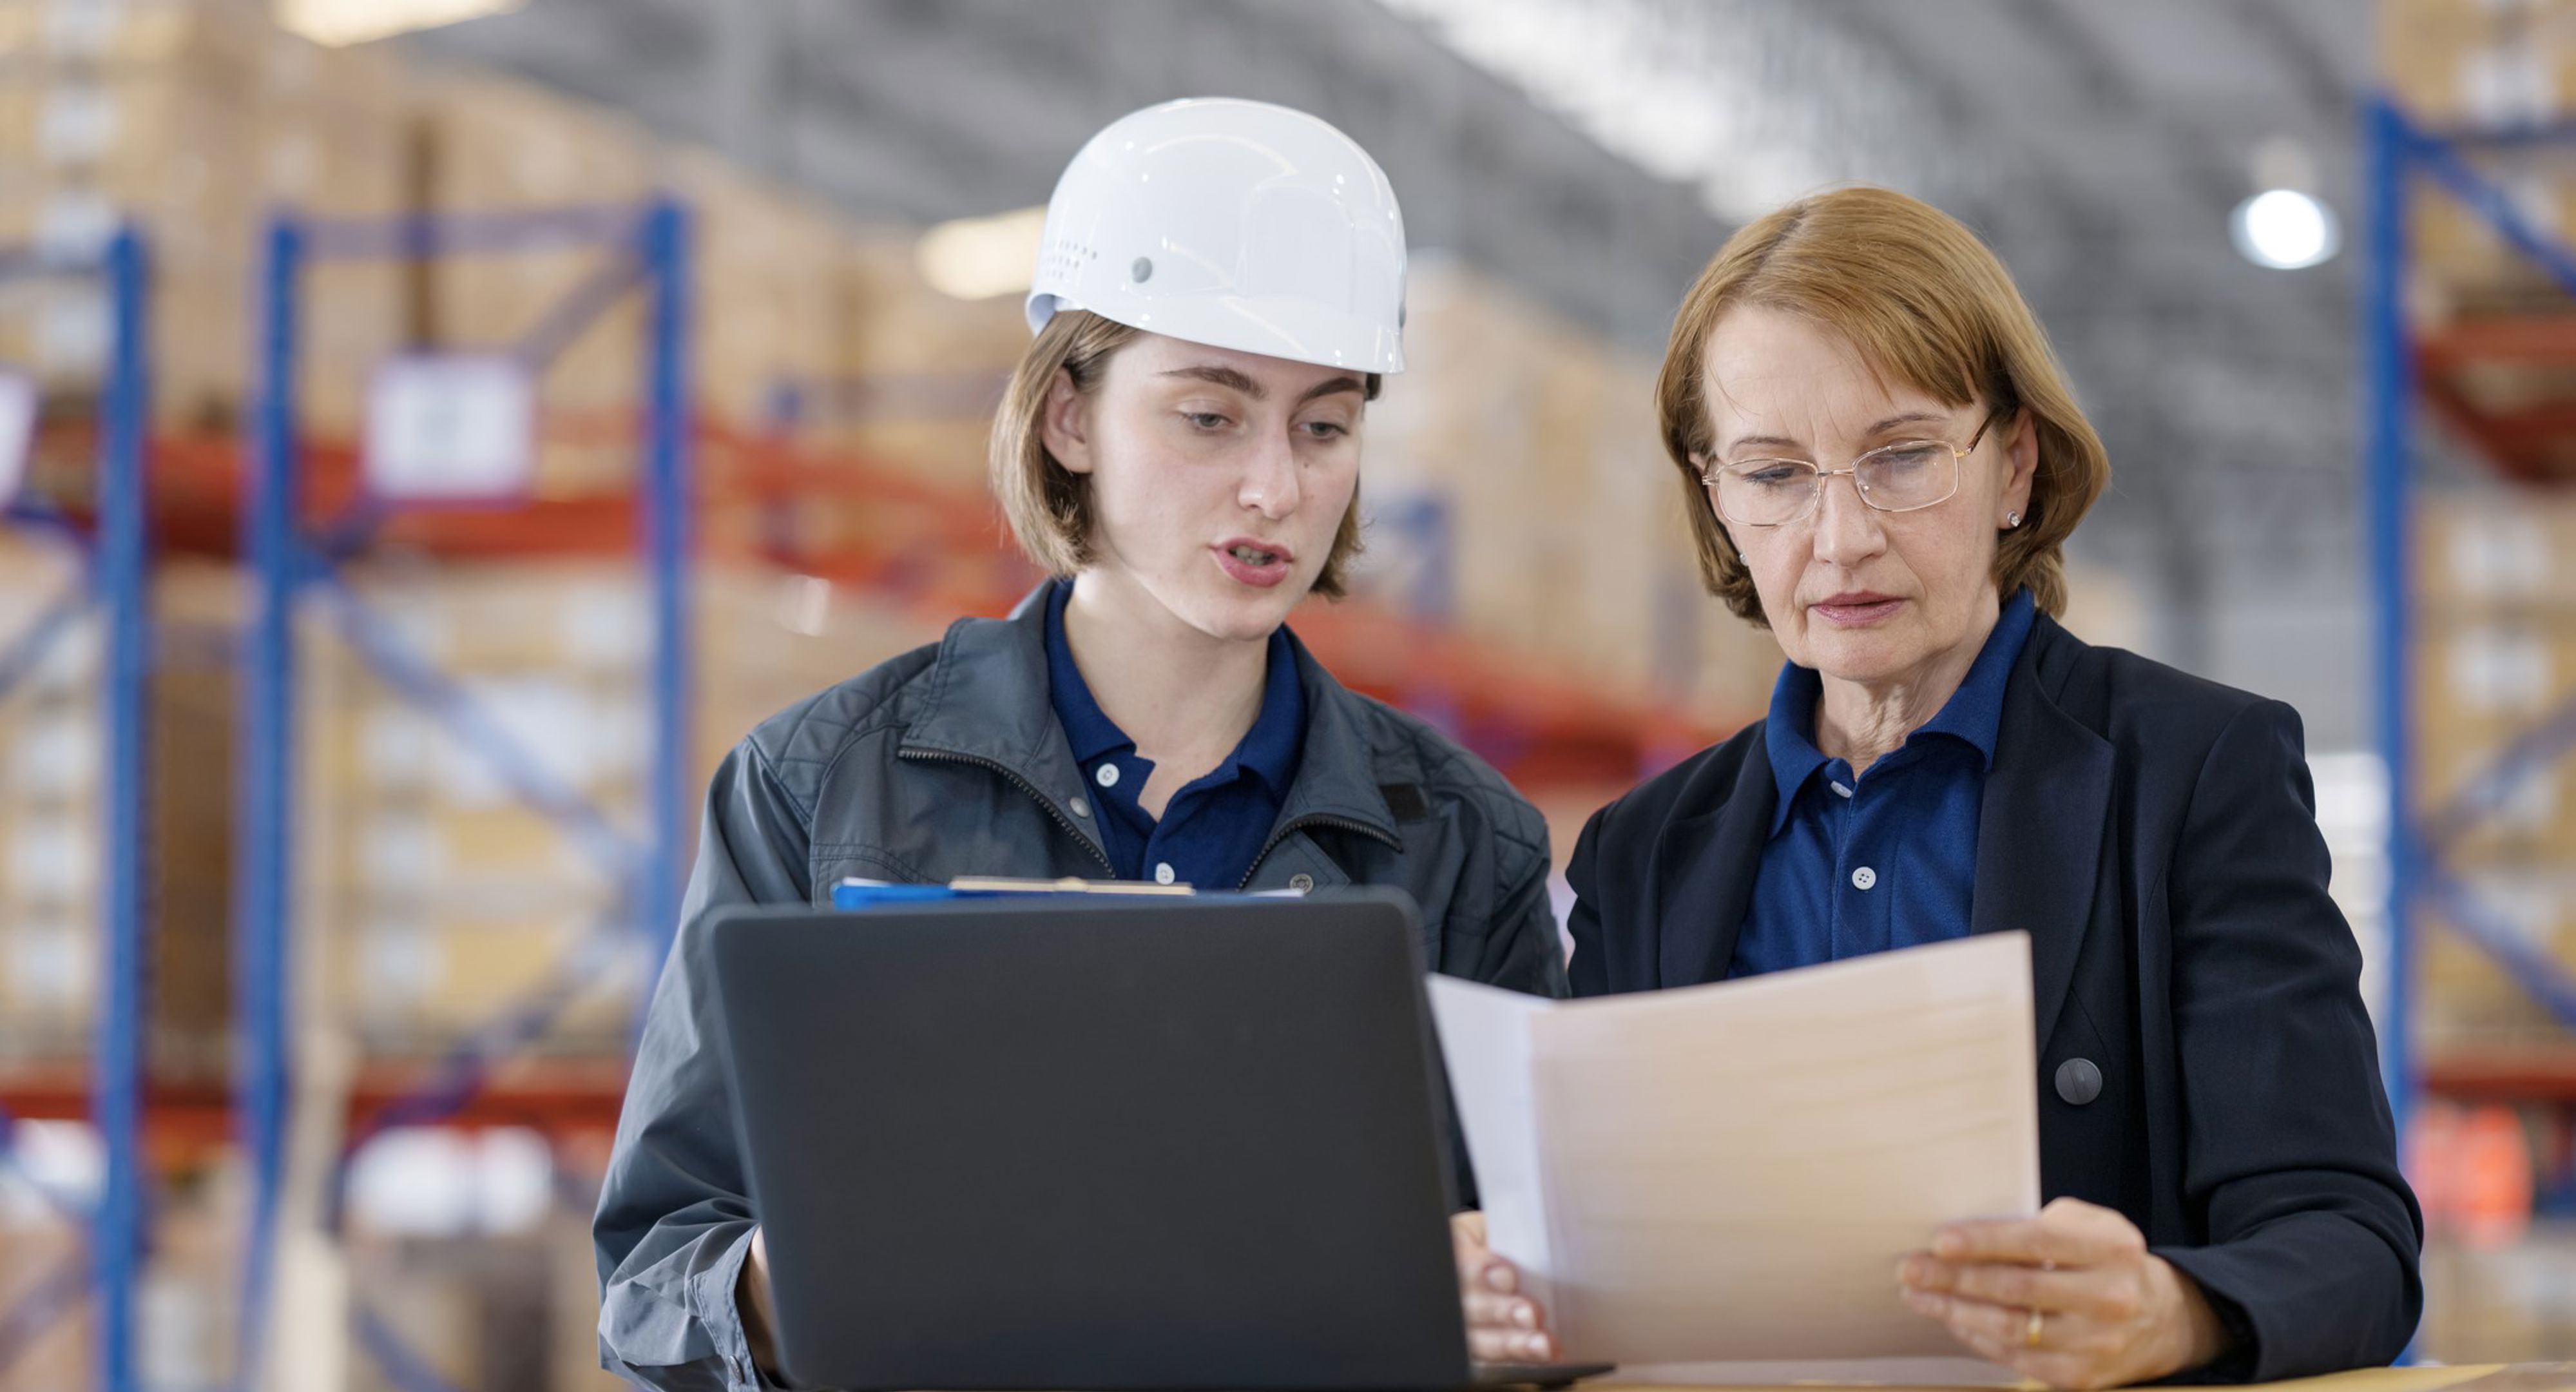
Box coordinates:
[8,822,91,903]
[358,919,442,1007]
[7,916,88,1005]
[2446,512,2550,599]
[28,614,97,695]
[2462,43,2554,126]
[0,372,38,508]
[34,193,116,262]
[436,677,593,807]
[44,0,126,58]
[562,578,649,671]
[2449,627,2553,715]
[38,84,117,164]
[360,814,447,894]
[12,710,97,798]
[364,354,537,503]
[35,285,108,371]
[358,706,432,791]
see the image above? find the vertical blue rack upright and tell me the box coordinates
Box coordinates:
[233,200,691,1392]
[0,227,152,1392]
[2367,99,2576,1163]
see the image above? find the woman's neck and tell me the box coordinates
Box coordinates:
[1062,572,1271,788]
[1812,601,1999,777]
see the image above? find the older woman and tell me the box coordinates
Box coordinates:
[1467,188,2420,1387]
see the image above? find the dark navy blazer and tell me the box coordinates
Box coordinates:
[1564,610,2421,1382]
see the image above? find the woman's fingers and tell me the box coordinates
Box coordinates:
[1467,1320,1557,1364]
[1899,1256,2136,1323]
[1466,1290,1544,1330]
[1452,1212,1555,1362]
[1905,1287,2129,1391]
[1932,1197,2146,1270]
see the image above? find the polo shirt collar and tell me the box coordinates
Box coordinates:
[1760,586,2039,835]
[1042,579,1306,797]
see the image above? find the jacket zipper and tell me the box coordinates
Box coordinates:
[1238,814,1401,891]
[896,747,1117,875]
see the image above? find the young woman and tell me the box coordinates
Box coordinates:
[593,98,1568,1391]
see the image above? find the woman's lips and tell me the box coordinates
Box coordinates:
[1213,542,1293,589]
[1811,594,1904,626]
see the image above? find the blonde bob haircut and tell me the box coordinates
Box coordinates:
[1655,186,2110,626]
[988,309,1377,599]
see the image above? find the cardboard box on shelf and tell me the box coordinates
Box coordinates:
[2382,0,2576,127]
[153,557,233,1082]
[668,146,857,429]
[2380,0,2576,306]
[0,1219,90,1392]
[0,530,97,1061]
[2415,868,2576,1049]
[2420,1225,2576,1362]
[2417,493,2576,612]
[285,557,948,1060]
[0,0,271,70]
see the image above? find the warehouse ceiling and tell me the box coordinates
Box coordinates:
[409,0,2387,744]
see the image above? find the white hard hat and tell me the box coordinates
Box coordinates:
[1026,97,1407,374]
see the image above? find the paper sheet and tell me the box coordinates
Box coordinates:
[1429,932,2040,1373]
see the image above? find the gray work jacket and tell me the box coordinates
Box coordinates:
[593,588,1570,1391]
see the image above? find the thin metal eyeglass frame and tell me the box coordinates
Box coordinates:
[1699,406,2008,528]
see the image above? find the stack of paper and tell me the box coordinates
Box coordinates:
[1429,932,2040,1379]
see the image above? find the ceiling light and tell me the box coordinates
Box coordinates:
[275,0,525,48]
[916,206,1048,302]
[2230,189,2339,270]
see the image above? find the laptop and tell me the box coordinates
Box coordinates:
[707,888,1611,1391]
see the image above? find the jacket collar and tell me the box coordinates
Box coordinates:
[900,585,1401,853]
[1652,612,2110,1043]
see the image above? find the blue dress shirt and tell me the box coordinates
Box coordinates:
[1731,588,2038,978]
[1043,580,1305,890]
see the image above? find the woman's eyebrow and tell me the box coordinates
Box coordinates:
[1298,375,1366,403]
[1159,363,1265,398]
[1726,411,1948,455]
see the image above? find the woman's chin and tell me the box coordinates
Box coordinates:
[1166,578,1306,645]
[1803,630,1931,687]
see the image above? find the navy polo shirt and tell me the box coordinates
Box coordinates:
[1731,588,2037,978]
[1043,581,1305,890]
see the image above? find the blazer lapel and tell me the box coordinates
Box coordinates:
[1970,626,2113,1047]
[1654,742,1776,987]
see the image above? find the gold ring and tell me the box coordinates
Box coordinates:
[2023,1308,2046,1348]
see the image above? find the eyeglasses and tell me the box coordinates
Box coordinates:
[1697,407,2009,529]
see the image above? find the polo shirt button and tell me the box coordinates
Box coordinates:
[1850,865,1878,891]
[1068,796,1091,819]
[1154,863,1177,885]
[1094,764,1120,789]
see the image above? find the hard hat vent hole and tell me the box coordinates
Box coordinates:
[1131,256,1153,284]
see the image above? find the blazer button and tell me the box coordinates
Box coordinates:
[2054,1058,2103,1107]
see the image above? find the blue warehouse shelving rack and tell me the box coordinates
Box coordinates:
[231,198,691,1392]
[2369,94,2576,1185]
[0,227,153,1392]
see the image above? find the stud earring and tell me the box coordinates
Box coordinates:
[2005,512,2022,528]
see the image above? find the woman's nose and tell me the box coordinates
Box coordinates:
[1810,472,1887,564]
[1238,432,1303,517]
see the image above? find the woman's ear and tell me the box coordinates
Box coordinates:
[1039,366,1095,476]
[2000,412,2040,525]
